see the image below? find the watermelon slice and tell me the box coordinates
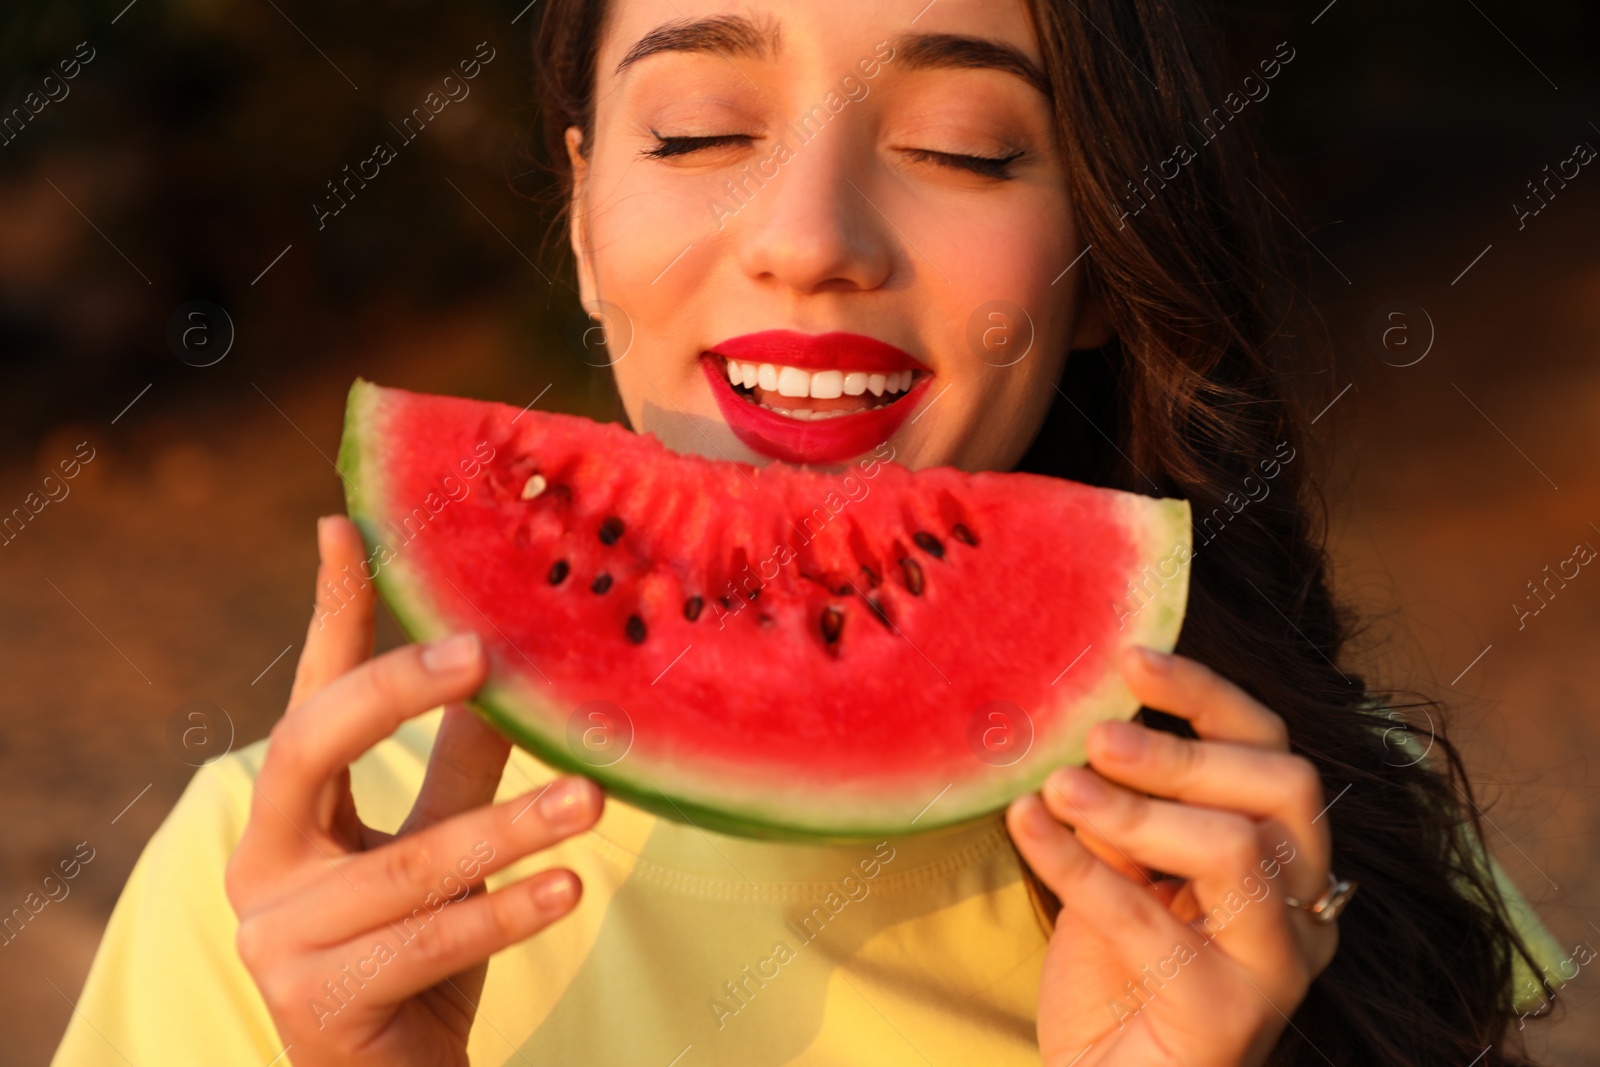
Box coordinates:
[338,379,1191,840]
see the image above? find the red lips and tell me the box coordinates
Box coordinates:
[701,331,931,465]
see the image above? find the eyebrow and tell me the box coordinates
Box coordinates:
[615,14,781,74]
[891,32,1050,96]
[613,18,1049,97]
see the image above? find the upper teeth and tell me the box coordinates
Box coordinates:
[725,360,914,398]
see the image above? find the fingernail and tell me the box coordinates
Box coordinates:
[1051,766,1110,806]
[1011,794,1053,837]
[421,632,481,673]
[533,871,576,910]
[538,777,596,829]
[1135,646,1174,672]
[1025,796,1054,835]
[1097,721,1147,761]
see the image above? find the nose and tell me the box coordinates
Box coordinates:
[733,130,895,295]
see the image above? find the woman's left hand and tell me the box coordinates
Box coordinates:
[1006,647,1343,1067]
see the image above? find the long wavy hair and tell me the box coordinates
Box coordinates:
[529,1,1551,1063]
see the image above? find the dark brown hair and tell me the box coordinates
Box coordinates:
[530,2,1552,1063]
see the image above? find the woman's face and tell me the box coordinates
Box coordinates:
[568,0,1107,472]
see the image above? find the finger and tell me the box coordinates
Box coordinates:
[1040,767,1298,960]
[1122,648,1289,750]
[1073,824,1156,884]
[398,704,513,836]
[1067,824,1191,910]
[1086,721,1331,893]
[288,515,377,712]
[1007,793,1195,967]
[285,777,600,945]
[257,634,489,831]
[301,867,582,1010]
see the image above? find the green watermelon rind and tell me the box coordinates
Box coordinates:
[338,378,1192,842]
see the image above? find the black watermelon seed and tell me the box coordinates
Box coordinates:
[548,559,570,585]
[748,584,761,601]
[899,557,925,596]
[758,613,775,628]
[683,595,704,621]
[821,606,845,645]
[598,515,625,545]
[719,596,734,609]
[860,564,881,589]
[865,595,893,629]
[625,614,647,644]
[591,573,613,595]
[912,531,945,559]
[951,523,979,546]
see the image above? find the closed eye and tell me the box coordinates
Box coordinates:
[642,132,755,160]
[904,147,1025,180]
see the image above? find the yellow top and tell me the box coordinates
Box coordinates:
[53,709,1567,1066]
[52,708,1047,1066]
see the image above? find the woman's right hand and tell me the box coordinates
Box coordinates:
[225,516,603,1067]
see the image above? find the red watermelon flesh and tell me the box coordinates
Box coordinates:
[338,379,1191,839]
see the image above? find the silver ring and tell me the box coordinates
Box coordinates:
[1284,873,1358,925]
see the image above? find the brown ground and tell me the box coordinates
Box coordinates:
[2,189,1597,1065]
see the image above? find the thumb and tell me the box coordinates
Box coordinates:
[287,515,376,713]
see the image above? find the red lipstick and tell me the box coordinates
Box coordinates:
[701,331,931,465]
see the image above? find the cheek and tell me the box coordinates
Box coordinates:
[919,189,1078,370]
[583,147,731,412]
[584,142,725,300]
[936,202,1079,377]
[905,188,1077,469]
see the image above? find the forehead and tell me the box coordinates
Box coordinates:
[595,0,1044,74]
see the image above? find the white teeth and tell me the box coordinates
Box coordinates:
[724,359,917,400]
[723,356,924,412]
[776,365,811,398]
[809,369,844,399]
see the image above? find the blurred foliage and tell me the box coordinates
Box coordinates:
[0,0,575,450]
[0,0,1596,451]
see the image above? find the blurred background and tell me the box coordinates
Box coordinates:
[2,0,1598,1062]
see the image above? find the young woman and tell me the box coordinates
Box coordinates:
[55,1,1565,1065]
